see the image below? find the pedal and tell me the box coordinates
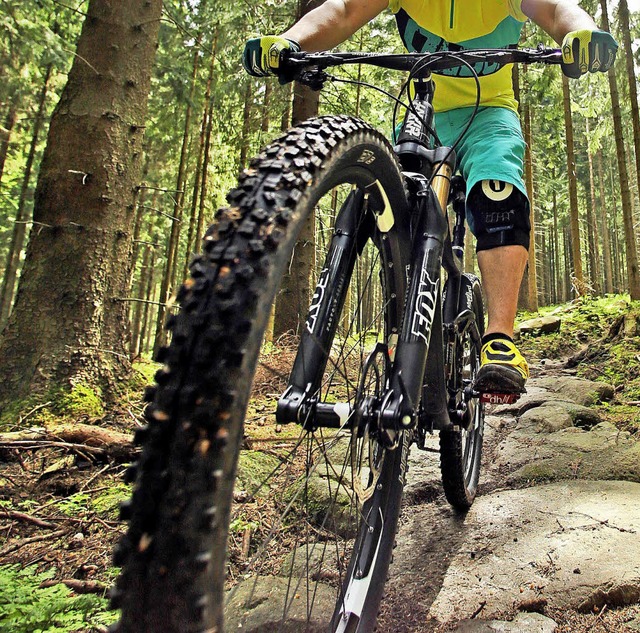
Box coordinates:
[479,392,522,405]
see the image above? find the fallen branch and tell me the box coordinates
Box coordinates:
[0,510,58,530]
[0,528,68,556]
[0,423,137,462]
[39,578,109,595]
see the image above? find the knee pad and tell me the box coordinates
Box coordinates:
[467,180,531,252]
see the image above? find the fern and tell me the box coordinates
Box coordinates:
[0,565,116,633]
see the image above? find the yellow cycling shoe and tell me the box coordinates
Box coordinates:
[474,335,529,395]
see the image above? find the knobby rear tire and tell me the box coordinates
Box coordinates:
[111,115,412,633]
[440,274,485,510]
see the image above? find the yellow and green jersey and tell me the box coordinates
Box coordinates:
[388,0,527,112]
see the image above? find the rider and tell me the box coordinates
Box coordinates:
[242,0,617,395]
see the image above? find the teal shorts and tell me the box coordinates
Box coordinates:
[434,106,529,240]
[434,106,527,198]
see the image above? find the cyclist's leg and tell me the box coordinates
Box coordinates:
[435,106,529,393]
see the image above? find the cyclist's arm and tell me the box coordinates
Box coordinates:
[521,0,598,42]
[282,0,389,52]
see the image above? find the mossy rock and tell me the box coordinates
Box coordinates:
[507,423,640,484]
[235,450,281,498]
[283,473,356,538]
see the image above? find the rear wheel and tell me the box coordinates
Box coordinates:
[111,115,412,633]
[440,273,485,510]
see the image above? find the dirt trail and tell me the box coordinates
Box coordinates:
[378,360,640,632]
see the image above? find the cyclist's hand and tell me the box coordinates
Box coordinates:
[561,29,618,78]
[242,36,300,81]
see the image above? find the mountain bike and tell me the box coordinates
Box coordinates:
[111,46,563,633]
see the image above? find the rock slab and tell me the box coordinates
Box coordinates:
[428,480,640,624]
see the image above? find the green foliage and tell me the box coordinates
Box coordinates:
[517,294,631,359]
[55,492,91,518]
[91,483,131,519]
[53,483,131,520]
[0,565,116,633]
[229,517,259,534]
[518,296,640,433]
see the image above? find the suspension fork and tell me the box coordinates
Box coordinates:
[380,163,454,432]
[276,189,369,426]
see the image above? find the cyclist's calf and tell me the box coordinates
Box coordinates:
[467,179,530,252]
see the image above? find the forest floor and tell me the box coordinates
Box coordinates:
[0,295,638,632]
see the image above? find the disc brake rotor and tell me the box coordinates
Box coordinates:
[352,343,390,503]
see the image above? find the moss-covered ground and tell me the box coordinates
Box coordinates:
[517,295,640,434]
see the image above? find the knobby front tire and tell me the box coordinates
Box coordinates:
[111,115,412,633]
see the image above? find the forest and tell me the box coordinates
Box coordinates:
[0,0,639,632]
[0,0,638,402]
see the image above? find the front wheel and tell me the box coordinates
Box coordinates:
[440,273,485,510]
[111,115,412,633]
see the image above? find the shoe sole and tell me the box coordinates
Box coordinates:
[473,365,526,394]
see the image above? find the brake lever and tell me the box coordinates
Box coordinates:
[280,51,329,90]
[296,69,329,90]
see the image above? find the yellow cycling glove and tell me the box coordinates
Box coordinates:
[561,29,618,78]
[242,36,300,79]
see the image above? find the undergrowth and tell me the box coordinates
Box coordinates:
[0,564,116,633]
[517,294,640,433]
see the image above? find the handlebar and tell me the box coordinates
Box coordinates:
[282,46,562,86]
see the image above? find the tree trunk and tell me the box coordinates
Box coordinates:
[153,33,202,355]
[0,0,162,406]
[562,74,585,296]
[139,239,158,357]
[611,175,622,292]
[597,150,614,294]
[600,0,640,299]
[585,120,601,294]
[261,81,273,134]
[239,81,254,169]
[0,101,18,186]
[195,30,220,250]
[552,181,561,303]
[182,103,207,280]
[0,64,53,326]
[618,0,640,221]
[129,159,150,287]
[523,92,539,311]
[563,224,572,302]
[273,0,322,338]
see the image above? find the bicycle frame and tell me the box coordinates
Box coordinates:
[276,69,481,447]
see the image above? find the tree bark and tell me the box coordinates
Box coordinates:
[0,423,136,462]
[597,150,614,294]
[0,0,163,406]
[273,0,322,338]
[600,0,640,299]
[561,74,585,296]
